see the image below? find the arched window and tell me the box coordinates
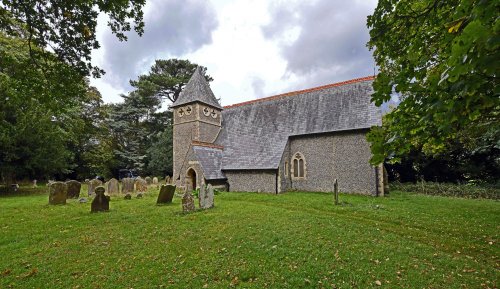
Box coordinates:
[291,152,306,179]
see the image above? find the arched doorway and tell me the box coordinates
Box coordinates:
[186,168,197,192]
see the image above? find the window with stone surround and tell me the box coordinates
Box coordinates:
[291,152,306,179]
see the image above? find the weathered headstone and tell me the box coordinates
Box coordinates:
[32,179,37,188]
[199,184,214,209]
[66,180,81,199]
[165,176,171,184]
[157,184,176,204]
[135,177,147,193]
[136,193,143,199]
[124,193,132,200]
[91,186,110,212]
[145,176,152,185]
[122,178,135,194]
[152,177,159,187]
[88,179,102,196]
[106,178,119,195]
[49,182,67,205]
[182,192,195,213]
[199,184,206,208]
[206,184,215,208]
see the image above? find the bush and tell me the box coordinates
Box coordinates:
[390,181,500,200]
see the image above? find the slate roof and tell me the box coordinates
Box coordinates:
[171,67,222,109]
[192,145,226,180]
[215,76,381,170]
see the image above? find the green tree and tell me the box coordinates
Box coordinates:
[0,31,87,183]
[0,0,146,77]
[367,0,499,165]
[130,59,213,103]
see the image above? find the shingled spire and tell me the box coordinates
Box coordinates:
[171,67,222,109]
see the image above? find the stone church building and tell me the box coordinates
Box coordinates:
[171,68,382,195]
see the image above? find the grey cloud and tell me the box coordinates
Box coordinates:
[263,0,376,88]
[101,0,218,89]
[251,77,266,98]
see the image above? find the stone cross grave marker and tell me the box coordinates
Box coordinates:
[49,182,67,205]
[91,186,110,212]
[65,180,81,199]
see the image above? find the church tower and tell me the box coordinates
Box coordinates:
[171,67,222,181]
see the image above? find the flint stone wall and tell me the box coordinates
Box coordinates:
[279,130,376,195]
[224,170,276,193]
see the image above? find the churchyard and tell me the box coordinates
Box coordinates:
[0,183,498,288]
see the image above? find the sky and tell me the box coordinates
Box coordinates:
[90,0,379,107]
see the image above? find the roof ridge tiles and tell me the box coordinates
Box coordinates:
[223,75,375,109]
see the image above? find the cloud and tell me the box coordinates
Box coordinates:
[251,77,266,98]
[100,0,218,90]
[262,0,377,89]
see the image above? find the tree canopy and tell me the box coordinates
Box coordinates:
[0,0,146,77]
[367,0,499,166]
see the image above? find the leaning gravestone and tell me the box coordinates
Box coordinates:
[106,178,119,195]
[165,176,171,184]
[135,177,148,193]
[145,176,152,185]
[152,177,159,187]
[65,180,81,199]
[182,192,196,213]
[88,179,102,196]
[157,184,176,204]
[122,178,135,194]
[49,182,67,205]
[91,186,110,212]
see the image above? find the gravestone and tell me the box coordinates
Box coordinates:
[135,177,147,193]
[205,184,215,208]
[88,179,102,196]
[157,184,176,204]
[145,176,152,185]
[124,193,132,200]
[49,182,67,205]
[91,186,110,212]
[199,184,206,208]
[182,192,195,213]
[165,176,171,184]
[106,178,119,195]
[122,178,135,194]
[136,193,143,199]
[65,180,81,199]
[79,197,88,203]
[152,177,159,187]
[199,184,214,209]
[32,179,37,188]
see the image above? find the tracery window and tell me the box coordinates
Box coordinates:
[291,152,306,179]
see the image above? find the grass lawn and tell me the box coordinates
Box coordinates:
[0,186,498,288]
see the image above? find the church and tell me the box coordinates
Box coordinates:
[171,68,383,195]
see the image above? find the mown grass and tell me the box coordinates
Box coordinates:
[0,186,498,288]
